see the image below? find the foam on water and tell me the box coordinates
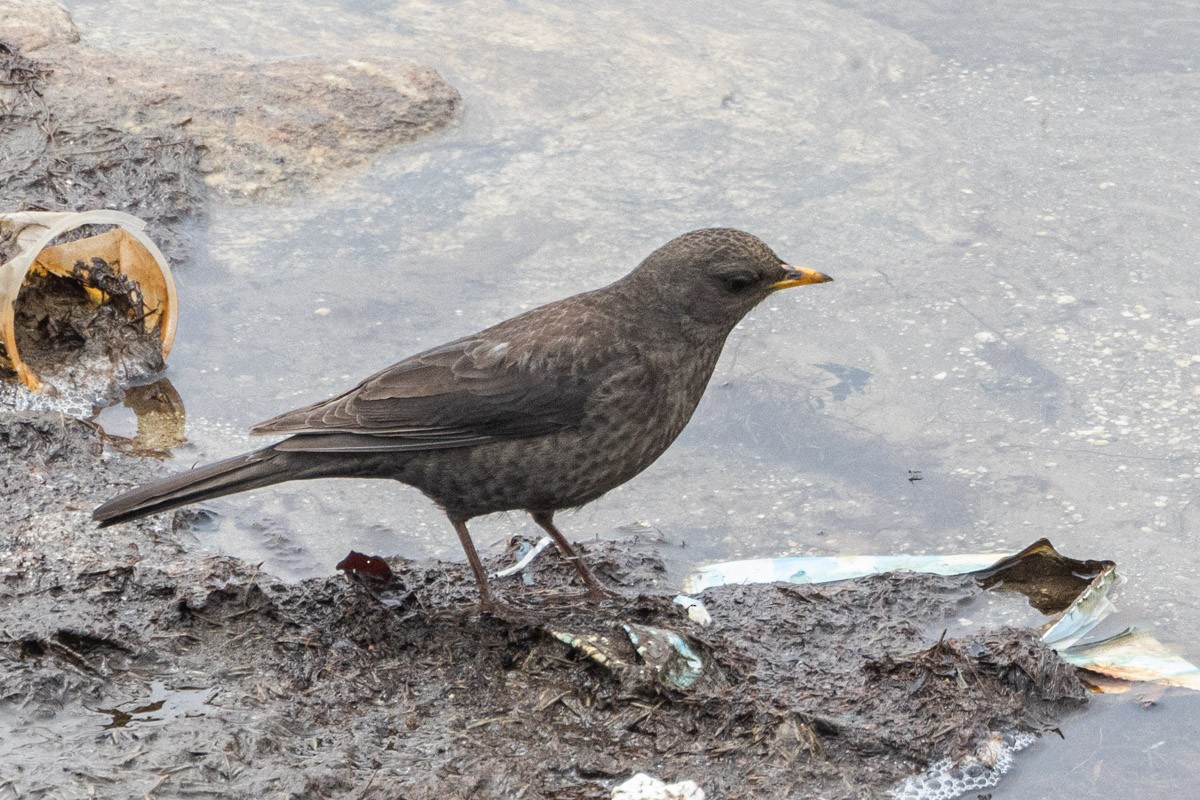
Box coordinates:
[0,381,97,420]
[889,732,1037,800]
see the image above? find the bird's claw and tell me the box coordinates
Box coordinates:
[478,595,526,620]
[584,583,622,601]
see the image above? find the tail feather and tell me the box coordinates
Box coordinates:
[94,446,296,527]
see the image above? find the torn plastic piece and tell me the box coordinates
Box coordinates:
[1058,628,1200,692]
[681,551,1009,594]
[0,210,177,391]
[672,595,712,626]
[494,536,553,579]
[1039,562,1124,649]
[1012,552,1200,692]
[552,624,706,689]
[611,773,705,800]
[1006,553,1198,693]
[551,630,629,669]
[622,623,705,689]
[972,538,1115,615]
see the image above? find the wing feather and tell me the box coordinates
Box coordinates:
[249,335,594,453]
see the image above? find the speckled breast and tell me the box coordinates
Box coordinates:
[389,340,725,519]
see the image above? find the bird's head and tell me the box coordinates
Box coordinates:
[623,228,832,333]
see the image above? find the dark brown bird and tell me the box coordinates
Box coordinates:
[94,229,832,612]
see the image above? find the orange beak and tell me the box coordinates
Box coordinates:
[770,266,833,291]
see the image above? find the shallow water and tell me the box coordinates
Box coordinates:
[62,0,1200,795]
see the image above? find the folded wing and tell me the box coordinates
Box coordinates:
[251,336,592,453]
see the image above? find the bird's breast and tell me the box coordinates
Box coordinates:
[576,341,723,476]
[391,333,726,518]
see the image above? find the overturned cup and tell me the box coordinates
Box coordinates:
[0,210,177,391]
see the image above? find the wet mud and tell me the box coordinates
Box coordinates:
[0,415,1087,799]
[0,41,203,261]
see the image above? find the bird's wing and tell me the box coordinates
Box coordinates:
[250,336,594,453]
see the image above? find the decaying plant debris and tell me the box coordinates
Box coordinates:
[3,253,163,396]
[1,211,180,399]
[0,41,202,261]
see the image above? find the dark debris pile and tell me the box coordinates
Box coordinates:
[0,41,203,263]
[5,257,165,396]
[0,414,1087,799]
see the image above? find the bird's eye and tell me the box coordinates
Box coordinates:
[723,274,756,293]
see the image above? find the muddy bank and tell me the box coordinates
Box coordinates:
[0,1,459,217]
[0,414,1086,799]
[2,0,458,402]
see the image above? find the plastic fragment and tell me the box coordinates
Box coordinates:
[611,773,704,800]
[1039,563,1124,648]
[1059,627,1200,692]
[494,536,553,579]
[552,624,705,688]
[672,595,712,626]
[551,630,628,669]
[622,623,705,689]
[682,551,1008,594]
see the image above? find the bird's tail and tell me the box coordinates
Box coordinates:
[93,446,298,527]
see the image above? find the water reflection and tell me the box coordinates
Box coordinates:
[93,377,187,456]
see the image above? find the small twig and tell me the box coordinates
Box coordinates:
[534,690,570,712]
[464,715,511,731]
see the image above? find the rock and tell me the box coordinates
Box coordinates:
[0,0,80,52]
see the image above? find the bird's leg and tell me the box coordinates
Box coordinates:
[449,516,514,616]
[530,511,618,599]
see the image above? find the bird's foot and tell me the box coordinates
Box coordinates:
[562,556,620,600]
[478,594,528,621]
[584,583,621,601]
